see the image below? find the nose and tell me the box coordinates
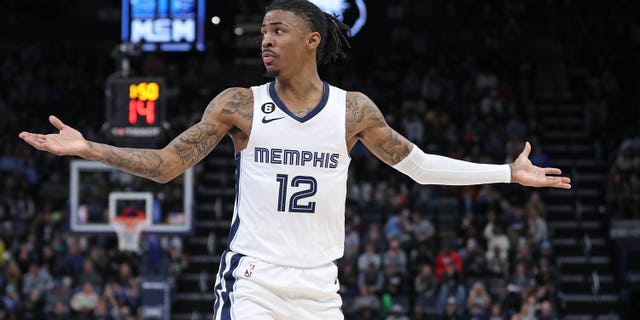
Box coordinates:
[261,32,273,49]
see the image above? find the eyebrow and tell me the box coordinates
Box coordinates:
[260,21,288,28]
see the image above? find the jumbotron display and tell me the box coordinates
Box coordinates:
[121,0,205,51]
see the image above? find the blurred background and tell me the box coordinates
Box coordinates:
[0,0,639,319]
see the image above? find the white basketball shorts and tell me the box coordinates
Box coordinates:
[212,250,344,320]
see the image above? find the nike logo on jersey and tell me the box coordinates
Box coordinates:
[262,116,284,123]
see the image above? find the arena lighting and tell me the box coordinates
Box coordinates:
[121,0,205,51]
[308,0,367,36]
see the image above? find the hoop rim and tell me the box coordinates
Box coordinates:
[111,216,149,229]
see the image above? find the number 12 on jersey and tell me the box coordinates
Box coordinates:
[275,174,317,213]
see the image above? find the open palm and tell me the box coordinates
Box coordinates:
[19,115,89,157]
[511,142,571,189]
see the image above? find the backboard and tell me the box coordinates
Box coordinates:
[70,160,193,233]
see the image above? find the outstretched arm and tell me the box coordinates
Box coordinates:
[19,87,251,183]
[347,91,571,189]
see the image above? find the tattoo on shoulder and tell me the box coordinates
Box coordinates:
[202,88,249,119]
[220,88,253,120]
[346,92,366,122]
[348,92,386,123]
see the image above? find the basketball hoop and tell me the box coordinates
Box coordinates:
[111,216,149,252]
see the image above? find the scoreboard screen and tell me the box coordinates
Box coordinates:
[122,0,205,52]
[105,77,166,145]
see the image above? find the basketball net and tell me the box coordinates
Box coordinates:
[111,216,148,252]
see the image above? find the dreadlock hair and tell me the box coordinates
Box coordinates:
[266,0,351,65]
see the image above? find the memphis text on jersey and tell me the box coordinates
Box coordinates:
[254,147,340,169]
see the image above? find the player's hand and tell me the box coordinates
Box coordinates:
[18,115,89,157]
[510,142,571,189]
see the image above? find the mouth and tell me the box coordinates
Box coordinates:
[262,50,276,64]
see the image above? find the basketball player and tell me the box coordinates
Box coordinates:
[19,1,570,319]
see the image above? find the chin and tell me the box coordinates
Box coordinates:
[263,69,279,79]
[264,65,280,79]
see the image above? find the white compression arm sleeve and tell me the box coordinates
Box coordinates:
[392,145,511,185]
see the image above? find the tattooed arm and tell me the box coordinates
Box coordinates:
[346,91,412,166]
[346,91,571,188]
[19,87,253,183]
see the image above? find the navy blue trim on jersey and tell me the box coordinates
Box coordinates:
[220,253,243,319]
[212,251,244,320]
[227,153,242,248]
[212,250,229,319]
[268,81,330,123]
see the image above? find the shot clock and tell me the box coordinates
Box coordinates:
[105,77,166,147]
[128,81,159,125]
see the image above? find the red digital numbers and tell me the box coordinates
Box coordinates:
[128,100,155,125]
[128,82,159,125]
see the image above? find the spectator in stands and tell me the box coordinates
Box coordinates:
[21,262,53,297]
[101,282,122,317]
[344,222,361,265]
[510,262,532,296]
[382,263,405,299]
[88,246,108,275]
[403,114,425,146]
[358,242,382,272]
[489,302,505,320]
[386,304,410,320]
[537,240,556,266]
[23,287,45,318]
[338,263,359,306]
[410,241,434,270]
[358,263,384,296]
[48,300,70,320]
[1,283,24,315]
[76,260,103,291]
[413,263,438,317]
[537,300,557,320]
[70,280,99,315]
[467,281,491,316]
[517,239,535,267]
[60,236,85,277]
[44,280,71,315]
[15,243,35,274]
[526,205,548,245]
[442,296,463,320]
[410,209,435,244]
[363,223,387,253]
[351,286,381,320]
[384,209,411,243]
[383,238,408,274]
[461,237,487,277]
[534,259,558,303]
[93,297,115,320]
[435,245,463,282]
[485,224,510,275]
[508,206,527,236]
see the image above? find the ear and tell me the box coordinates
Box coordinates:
[307,31,321,50]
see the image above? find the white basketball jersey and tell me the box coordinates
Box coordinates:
[227,81,350,268]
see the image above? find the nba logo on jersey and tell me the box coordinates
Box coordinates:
[244,263,256,278]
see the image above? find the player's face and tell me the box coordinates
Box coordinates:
[260,10,314,78]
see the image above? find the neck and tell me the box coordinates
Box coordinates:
[274,69,323,98]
